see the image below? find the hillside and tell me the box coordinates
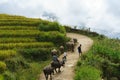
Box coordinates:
[0,14,119,80]
[64,26,120,80]
[0,14,67,80]
[66,28,120,80]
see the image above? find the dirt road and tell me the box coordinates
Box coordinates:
[39,33,93,80]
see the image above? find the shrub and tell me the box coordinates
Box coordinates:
[18,48,52,61]
[93,38,120,63]
[75,66,101,80]
[38,21,66,33]
[0,61,6,73]
[36,31,67,45]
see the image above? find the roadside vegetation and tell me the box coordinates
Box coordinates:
[66,26,120,80]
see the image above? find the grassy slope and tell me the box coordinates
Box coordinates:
[0,14,67,80]
[65,27,120,80]
[1,14,119,80]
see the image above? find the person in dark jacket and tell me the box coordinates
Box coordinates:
[52,54,59,63]
[78,44,82,57]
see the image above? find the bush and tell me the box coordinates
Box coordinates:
[0,61,6,73]
[36,31,67,45]
[39,21,66,33]
[93,38,120,63]
[75,66,101,80]
[18,48,52,61]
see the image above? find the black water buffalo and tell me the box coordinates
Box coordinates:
[51,59,65,73]
[66,41,74,52]
[43,66,54,80]
[73,38,77,44]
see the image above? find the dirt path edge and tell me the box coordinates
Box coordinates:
[39,33,93,80]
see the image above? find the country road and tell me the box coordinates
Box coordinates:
[39,33,93,80]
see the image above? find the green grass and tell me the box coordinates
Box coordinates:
[0,50,16,60]
[0,26,37,30]
[0,42,54,50]
[0,61,6,73]
[0,22,40,26]
[0,30,41,37]
[0,14,67,80]
[75,66,101,80]
[93,38,120,62]
[15,61,50,80]
[0,75,4,80]
[75,37,120,80]
[3,61,50,80]
[0,38,37,43]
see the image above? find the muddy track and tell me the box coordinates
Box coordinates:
[38,33,93,80]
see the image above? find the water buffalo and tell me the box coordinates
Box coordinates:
[66,41,74,52]
[51,59,65,73]
[73,38,77,44]
[43,66,54,80]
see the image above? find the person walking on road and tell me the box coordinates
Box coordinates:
[78,44,82,57]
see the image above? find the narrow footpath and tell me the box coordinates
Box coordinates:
[39,33,93,80]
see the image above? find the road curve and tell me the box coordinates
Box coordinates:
[39,33,93,80]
